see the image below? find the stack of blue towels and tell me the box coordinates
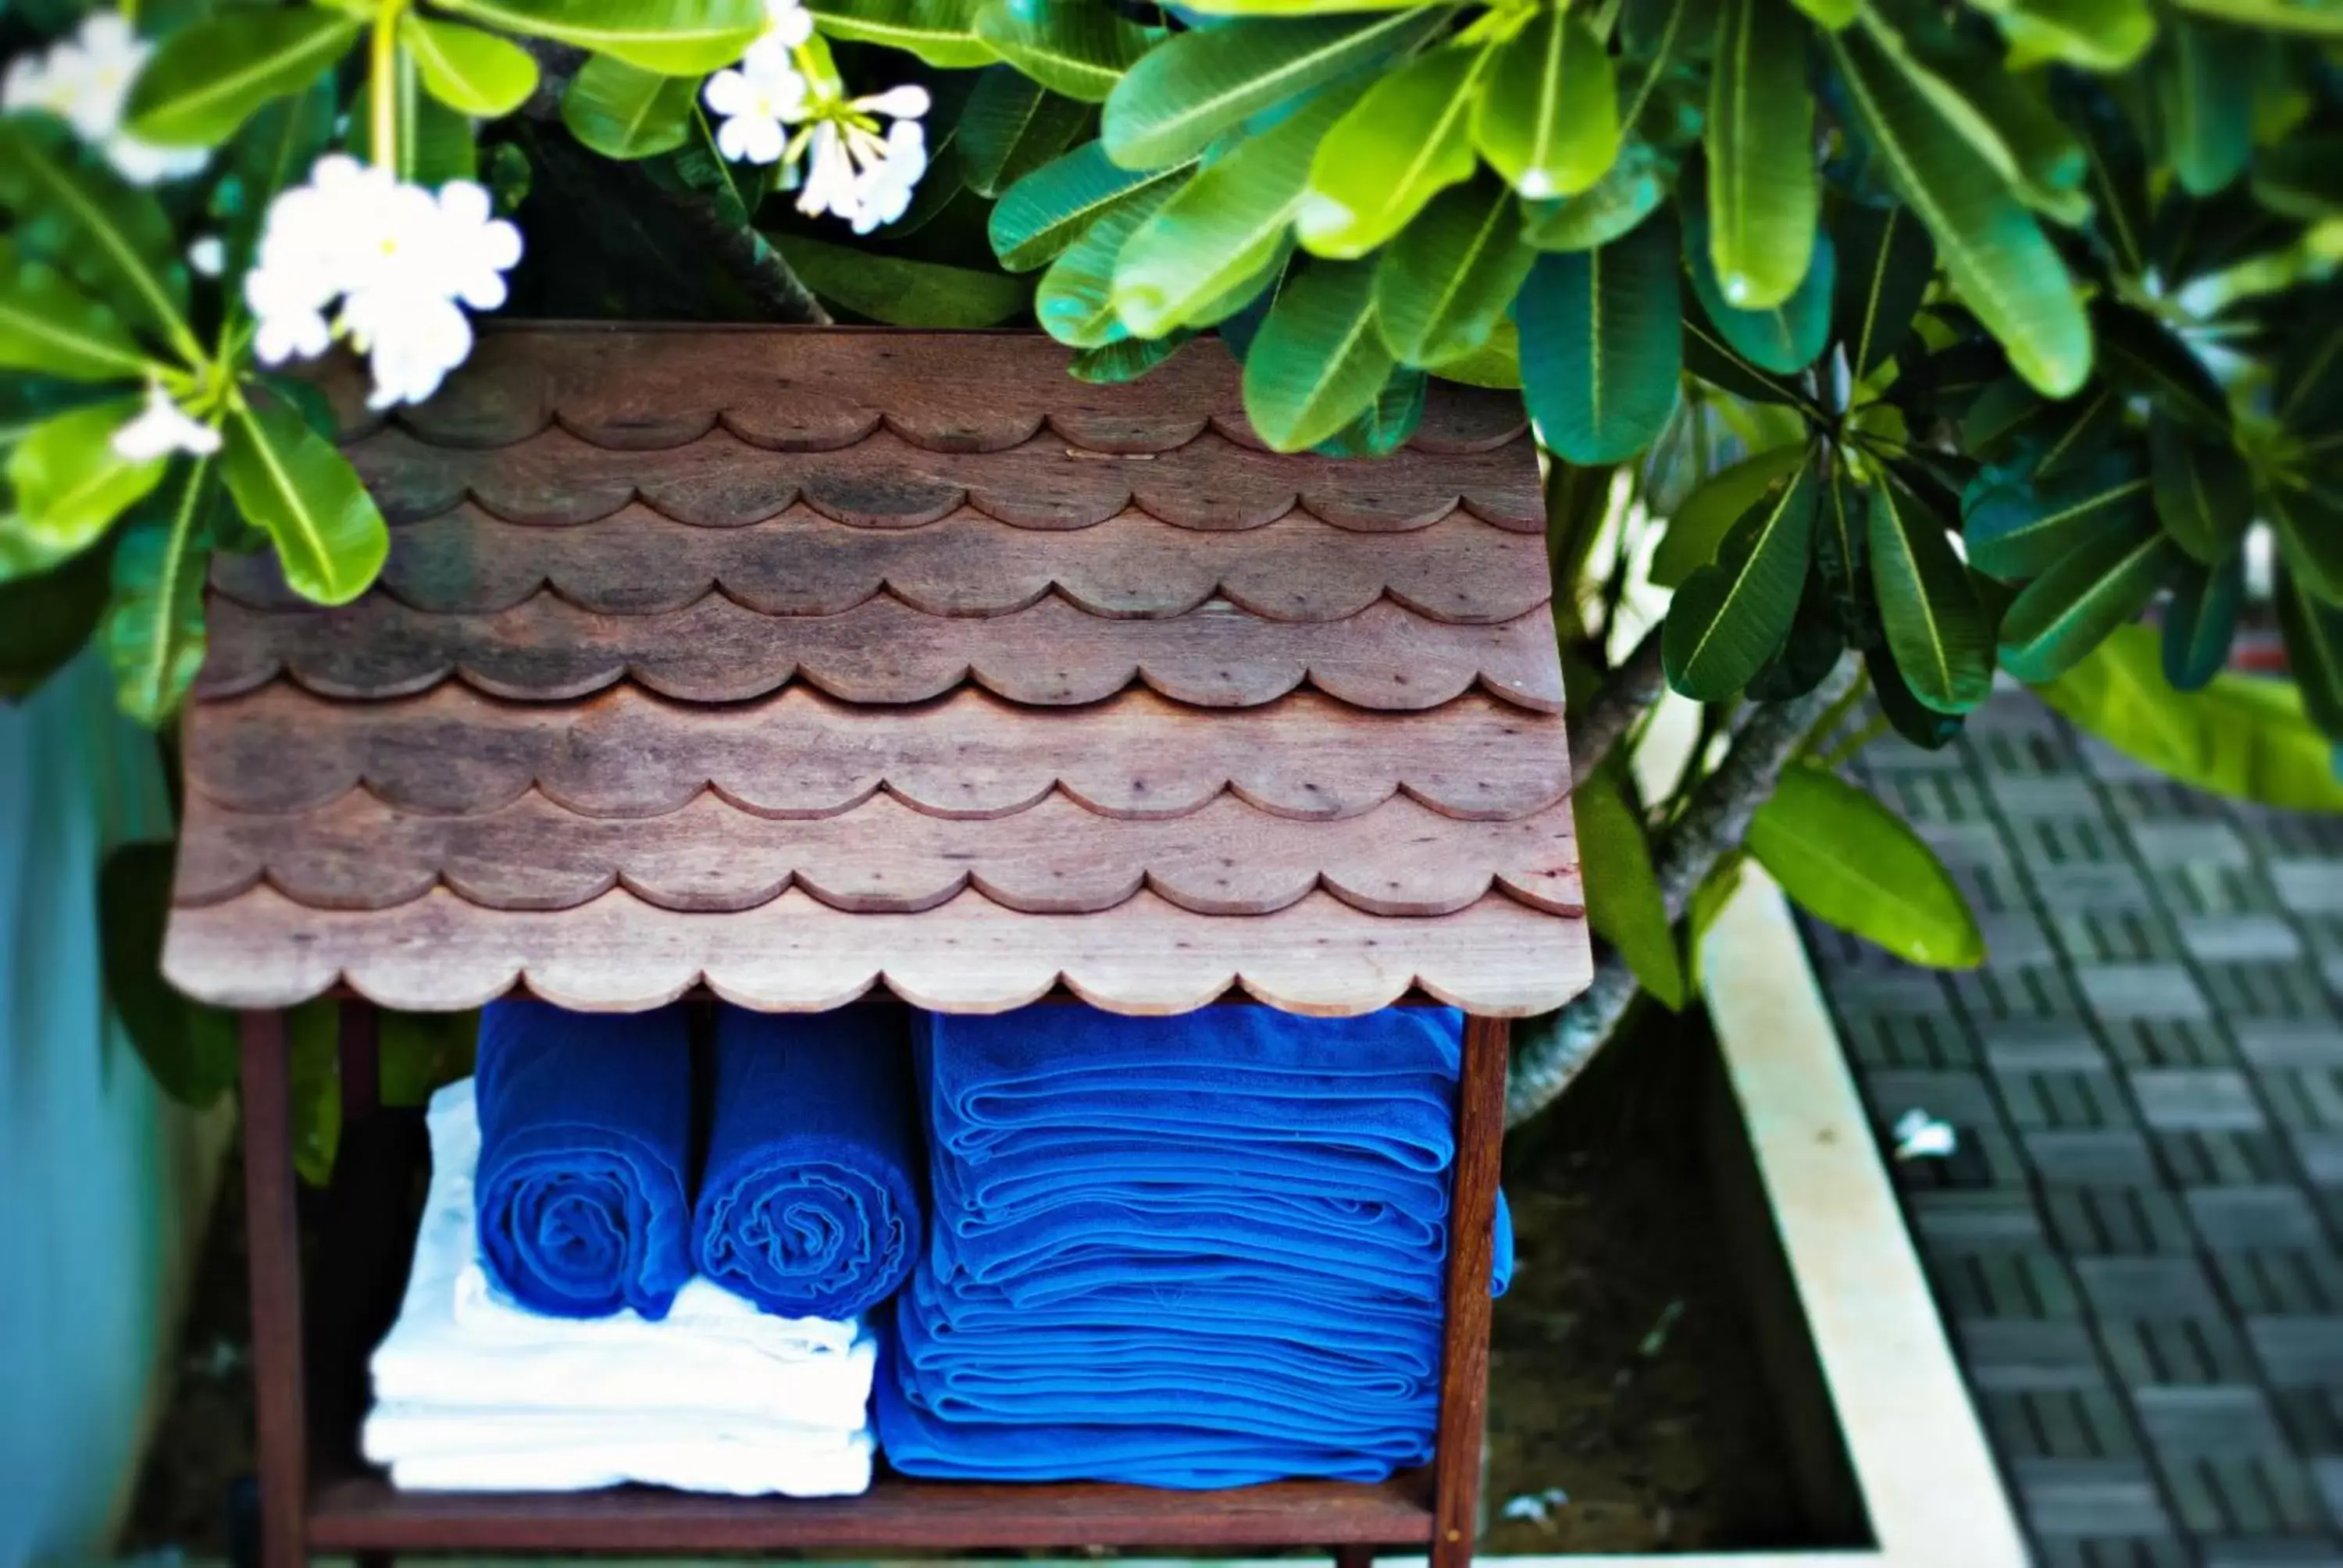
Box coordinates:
[876,1003,1508,1488]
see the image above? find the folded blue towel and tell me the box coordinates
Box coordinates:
[924,1004,1463,1171]
[472,1000,694,1320]
[693,1007,922,1320]
[875,1372,1417,1488]
[882,1002,1506,1487]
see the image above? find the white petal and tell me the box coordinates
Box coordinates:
[854,84,929,120]
[187,235,226,277]
[437,180,493,228]
[704,69,755,118]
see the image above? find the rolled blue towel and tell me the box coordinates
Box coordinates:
[472,1000,694,1320]
[693,1007,922,1319]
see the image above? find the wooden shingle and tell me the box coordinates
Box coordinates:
[162,327,1591,1017]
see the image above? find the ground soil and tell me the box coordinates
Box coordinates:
[123,1013,1821,1559]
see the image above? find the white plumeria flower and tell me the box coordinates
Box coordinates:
[764,0,815,47]
[704,38,809,165]
[0,12,206,186]
[112,383,221,461]
[243,155,522,409]
[1892,1107,1958,1162]
[790,85,929,230]
[187,233,226,278]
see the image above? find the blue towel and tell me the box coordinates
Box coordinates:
[472,1000,694,1320]
[692,1007,922,1320]
[881,1002,1507,1487]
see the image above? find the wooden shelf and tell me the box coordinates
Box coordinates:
[305,1467,1437,1552]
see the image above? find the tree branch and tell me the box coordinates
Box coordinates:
[1505,656,1861,1128]
[512,39,832,326]
[1567,621,1665,786]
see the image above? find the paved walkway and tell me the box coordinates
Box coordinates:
[1803,686,2343,1567]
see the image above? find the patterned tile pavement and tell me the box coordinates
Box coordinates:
[1797,686,2343,1566]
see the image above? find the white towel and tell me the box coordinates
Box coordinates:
[362,1079,876,1497]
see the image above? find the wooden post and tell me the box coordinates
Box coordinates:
[1431,1014,1507,1568]
[242,1010,308,1568]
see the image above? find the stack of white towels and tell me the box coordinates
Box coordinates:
[362,1082,880,1495]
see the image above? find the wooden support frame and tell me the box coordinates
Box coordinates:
[234,1002,1512,1568]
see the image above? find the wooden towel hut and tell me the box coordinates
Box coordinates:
[161,326,1592,1568]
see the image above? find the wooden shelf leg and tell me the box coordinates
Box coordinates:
[1431,1015,1507,1568]
[241,1010,309,1568]
[1335,1545,1376,1568]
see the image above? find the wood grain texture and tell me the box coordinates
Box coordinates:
[344,425,1543,533]
[173,789,1585,918]
[195,593,1565,712]
[305,1467,1435,1550]
[163,885,1595,1017]
[241,1010,307,1568]
[210,504,1551,625]
[184,683,1573,822]
[1432,1014,1507,1568]
[305,327,1526,458]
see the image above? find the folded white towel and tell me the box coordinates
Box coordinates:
[362,1079,876,1496]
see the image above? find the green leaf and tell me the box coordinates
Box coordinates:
[1817,461,1875,644]
[1678,300,1812,408]
[1373,174,1536,368]
[1825,21,2089,397]
[1966,455,2152,580]
[1474,9,1620,201]
[9,399,166,565]
[104,457,212,726]
[1871,475,1992,714]
[990,140,1189,271]
[0,244,153,383]
[100,842,238,1107]
[437,0,765,75]
[218,78,337,284]
[2269,485,2343,604]
[1111,78,1363,338]
[2094,301,2229,433]
[958,67,1089,198]
[1576,759,1687,1010]
[975,0,1151,102]
[1035,176,1179,346]
[221,396,387,607]
[1516,212,1683,465]
[805,0,995,64]
[2037,622,2343,809]
[1430,313,1521,389]
[2015,385,2123,481]
[2168,0,2343,32]
[0,118,194,361]
[288,1000,342,1186]
[1070,331,1195,383]
[1664,444,1819,699]
[125,9,360,148]
[0,541,111,696]
[348,77,477,184]
[2162,553,2241,693]
[2157,15,2255,196]
[1832,203,1932,382]
[1241,258,1396,452]
[1649,440,1806,588]
[561,54,697,159]
[2149,415,2252,566]
[1520,139,1674,251]
[1977,0,2154,70]
[779,234,1031,329]
[1685,209,1835,374]
[1313,365,1425,457]
[2254,135,2343,222]
[2283,569,2343,739]
[1179,0,1447,9]
[1999,516,2181,682]
[1865,639,1963,748]
[1102,9,1439,170]
[1749,766,1984,968]
[1706,0,1817,311]
[380,1011,481,1108]
[1296,45,1484,260]
[404,16,540,118]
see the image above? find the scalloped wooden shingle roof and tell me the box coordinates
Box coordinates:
[162,326,1592,1017]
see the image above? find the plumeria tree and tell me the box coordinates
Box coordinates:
[4,0,2341,1135]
